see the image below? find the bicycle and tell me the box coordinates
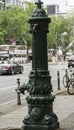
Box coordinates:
[63,69,70,88]
[67,80,74,95]
[63,68,74,95]
[70,69,74,80]
[63,69,74,87]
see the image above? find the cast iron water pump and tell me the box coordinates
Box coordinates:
[19,0,59,130]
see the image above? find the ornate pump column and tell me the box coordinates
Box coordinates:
[19,0,59,130]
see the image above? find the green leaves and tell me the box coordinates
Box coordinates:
[48,15,71,49]
[0,2,73,51]
[0,3,35,45]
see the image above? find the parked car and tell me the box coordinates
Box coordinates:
[0,61,24,75]
[68,55,74,68]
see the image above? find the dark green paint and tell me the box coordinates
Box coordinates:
[19,0,59,130]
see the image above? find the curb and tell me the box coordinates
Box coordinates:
[0,88,67,116]
[0,96,26,116]
[52,88,67,96]
[0,88,70,130]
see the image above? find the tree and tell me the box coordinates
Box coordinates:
[0,2,35,46]
[47,15,71,49]
[67,11,74,40]
[0,2,73,51]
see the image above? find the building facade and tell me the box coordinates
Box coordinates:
[47,4,59,15]
[0,0,26,7]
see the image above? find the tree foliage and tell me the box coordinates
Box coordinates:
[0,3,74,50]
[48,15,71,49]
[67,11,74,41]
[0,3,35,45]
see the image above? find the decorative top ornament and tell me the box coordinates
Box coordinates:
[31,0,47,18]
[35,0,43,8]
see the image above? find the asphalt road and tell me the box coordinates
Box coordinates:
[0,62,68,106]
[0,63,31,105]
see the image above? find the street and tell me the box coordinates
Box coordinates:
[0,62,68,106]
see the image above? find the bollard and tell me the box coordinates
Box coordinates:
[16,78,21,105]
[57,71,60,90]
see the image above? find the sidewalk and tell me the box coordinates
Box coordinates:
[0,89,74,130]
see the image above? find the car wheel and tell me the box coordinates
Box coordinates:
[11,69,14,75]
[20,67,23,74]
